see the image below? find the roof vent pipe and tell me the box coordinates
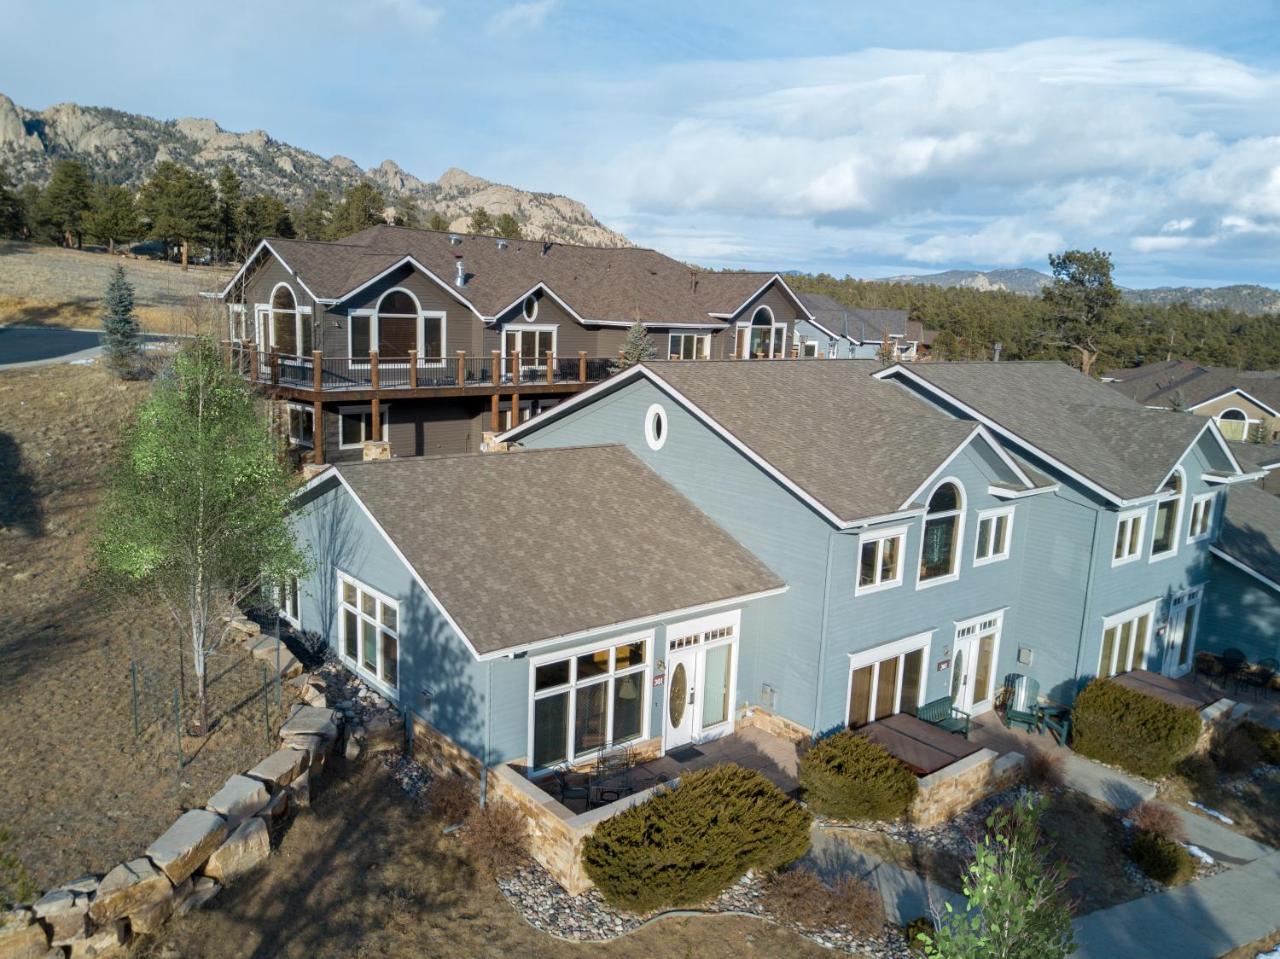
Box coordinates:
[455,257,466,287]
[496,238,508,250]
[992,341,1003,362]
[541,241,552,257]
[449,234,462,245]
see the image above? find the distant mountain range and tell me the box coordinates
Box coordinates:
[876,268,1280,316]
[0,94,629,247]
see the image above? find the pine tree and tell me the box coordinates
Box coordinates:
[239,194,294,252]
[468,206,494,234]
[84,183,139,253]
[101,265,141,378]
[617,320,655,369]
[392,197,421,228]
[495,212,523,239]
[426,210,450,231]
[137,161,218,269]
[0,167,22,239]
[214,164,243,261]
[297,190,333,241]
[328,181,387,239]
[39,159,93,248]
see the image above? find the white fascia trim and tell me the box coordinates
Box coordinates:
[331,255,484,319]
[1188,387,1280,418]
[798,316,843,341]
[217,240,324,305]
[488,282,587,327]
[1152,419,1247,496]
[476,584,789,662]
[216,239,271,298]
[1210,547,1280,595]
[587,318,725,329]
[898,425,1036,510]
[877,364,1127,506]
[295,467,485,661]
[988,483,1060,499]
[848,630,934,669]
[1204,470,1268,485]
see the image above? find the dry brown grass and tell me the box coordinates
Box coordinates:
[1023,748,1066,791]
[461,801,529,879]
[1129,801,1186,843]
[762,868,885,937]
[424,774,477,826]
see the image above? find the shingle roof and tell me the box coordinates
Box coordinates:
[255,227,791,326]
[797,293,916,344]
[1107,361,1280,415]
[333,446,784,655]
[641,360,985,521]
[1228,442,1280,472]
[902,362,1213,501]
[1217,483,1280,591]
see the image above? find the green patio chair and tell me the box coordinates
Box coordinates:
[917,696,971,739]
[1001,674,1042,733]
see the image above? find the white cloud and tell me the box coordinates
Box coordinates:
[373,0,442,30]
[487,0,555,34]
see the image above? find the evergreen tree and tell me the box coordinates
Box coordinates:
[239,194,294,253]
[100,264,141,378]
[84,183,139,253]
[1041,248,1122,377]
[328,181,387,239]
[495,212,523,239]
[0,167,22,239]
[426,210,450,231]
[617,320,655,369]
[38,159,93,248]
[468,206,494,234]
[297,190,333,241]
[137,161,218,269]
[17,184,45,242]
[392,197,421,228]
[214,164,243,261]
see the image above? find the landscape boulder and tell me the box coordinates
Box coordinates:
[202,817,270,884]
[205,775,270,831]
[281,733,326,772]
[245,747,309,793]
[175,878,220,916]
[31,888,89,944]
[144,810,228,885]
[288,769,311,808]
[279,705,339,743]
[66,924,129,959]
[87,859,171,925]
[0,909,49,959]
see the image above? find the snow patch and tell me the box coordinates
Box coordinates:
[1188,801,1234,825]
[1184,844,1214,865]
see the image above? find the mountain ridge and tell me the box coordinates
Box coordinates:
[0,94,630,248]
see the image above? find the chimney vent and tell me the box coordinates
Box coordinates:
[541,241,552,257]
[496,238,508,250]
[449,234,462,246]
[455,257,466,287]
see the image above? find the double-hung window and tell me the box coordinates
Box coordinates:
[1112,508,1146,566]
[280,576,300,627]
[338,574,398,692]
[973,507,1014,566]
[668,333,710,360]
[1099,602,1155,678]
[1187,492,1215,543]
[856,526,905,594]
[1150,470,1183,561]
[530,635,649,770]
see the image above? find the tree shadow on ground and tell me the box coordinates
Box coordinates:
[0,432,41,537]
[0,298,98,326]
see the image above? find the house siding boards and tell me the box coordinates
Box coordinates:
[1199,558,1280,663]
[231,253,319,349]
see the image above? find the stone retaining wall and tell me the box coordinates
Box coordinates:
[1194,697,1247,755]
[410,715,484,784]
[736,706,812,744]
[910,749,1026,827]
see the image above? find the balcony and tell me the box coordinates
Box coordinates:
[224,343,616,398]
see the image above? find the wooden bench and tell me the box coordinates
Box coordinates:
[916,696,971,739]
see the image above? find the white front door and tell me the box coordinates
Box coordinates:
[662,612,740,752]
[952,612,1002,714]
[664,647,698,750]
[1163,590,1202,678]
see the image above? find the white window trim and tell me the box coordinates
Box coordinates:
[348,288,447,366]
[973,506,1015,567]
[737,305,788,359]
[502,323,558,369]
[337,404,391,450]
[1099,599,1158,678]
[855,525,907,596]
[916,478,966,590]
[279,575,301,628]
[644,403,668,451]
[844,630,933,726]
[1112,507,1147,567]
[522,294,538,321]
[266,282,312,357]
[799,337,819,358]
[286,401,315,449]
[228,303,247,342]
[1214,407,1260,440]
[337,570,400,699]
[1149,468,1185,564]
[527,629,654,774]
[1187,492,1216,544]
[668,332,710,360]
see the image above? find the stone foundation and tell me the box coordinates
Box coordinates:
[1194,697,1248,755]
[736,706,812,745]
[409,715,483,784]
[910,749,1026,826]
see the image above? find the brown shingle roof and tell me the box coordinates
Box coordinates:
[263,226,793,326]
[1106,361,1280,414]
[1217,483,1280,591]
[334,446,784,656]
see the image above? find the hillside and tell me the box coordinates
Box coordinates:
[0,94,630,248]
[876,267,1280,316]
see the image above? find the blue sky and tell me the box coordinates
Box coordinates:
[3,0,1280,287]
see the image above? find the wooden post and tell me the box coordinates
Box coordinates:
[408,349,418,388]
[222,339,232,370]
[312,350,323,392]
[618,349,625,364]
[457,350,466,385]
[490,393,499,433]
[510,352,520,429]
[546,350,554,384]
[369,351,380,391]
[491,350,501,386]
[270,351,280,386]
[578,351,587,382]
[371,398,381,441]
[312,401,325,464]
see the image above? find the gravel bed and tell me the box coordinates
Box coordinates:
[497,859,916,958]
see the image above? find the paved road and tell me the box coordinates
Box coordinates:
[0,326,103,367]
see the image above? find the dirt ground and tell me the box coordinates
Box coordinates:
[0,361,289,891]
[0,242,230,334]
[1162,767,1280,849]
[137,758,836,959]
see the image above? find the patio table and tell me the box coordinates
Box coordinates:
[859,712,982,776]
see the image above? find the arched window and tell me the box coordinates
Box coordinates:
[350,287,445,362]
[1151,468,1184,558]
[743,305,786,359]
[1215,408,1254,442]
[375,289,421,360]
[270,284,310,356]
[920,481,963,583]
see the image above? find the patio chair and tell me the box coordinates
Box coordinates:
[917,696,971,739]
[551,764,591,808]
[1239,658,1277,701]
[1001,674,1042,734]
[1221,648,1247,692]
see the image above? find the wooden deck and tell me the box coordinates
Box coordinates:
[1113,669,1219,711]
[860,712,982,775]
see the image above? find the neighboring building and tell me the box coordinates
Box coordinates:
[1105,359,1280,444]
[215,226,823,463]
[793,292,936,360]
[1200,483,1280,664]
[279,359,1260,797]
[1229,441,1280,496]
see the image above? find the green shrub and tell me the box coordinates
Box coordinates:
[1129,830,1194,885]
[799,730,918,821]
[1242,721,1280,765]
[903,916,935,954]
[1209,723,1261,775]
[1072,679,1201,779]
[761,867,884,937]
[581,764,811,912]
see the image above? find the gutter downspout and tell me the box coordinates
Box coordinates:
[1070,500,1104,693]
[811,530,840,736]
[480,659,493,807]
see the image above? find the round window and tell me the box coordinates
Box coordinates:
[522,294,538,321]
[644,403,668,451]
